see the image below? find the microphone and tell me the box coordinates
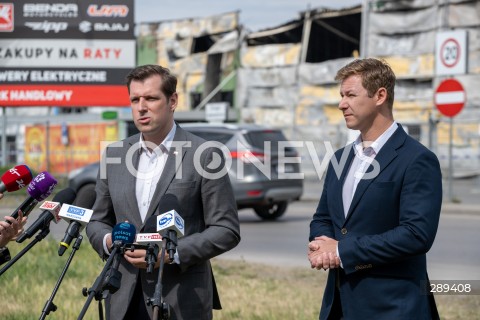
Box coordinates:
[9,171,58,220]
[103,221,136,294]
[155,194,185,262]
[57,188,96,256]
[136,223,163,274]
[0,164,33,193]
[16,188,76,243]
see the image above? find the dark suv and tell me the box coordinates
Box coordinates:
[68,123,303,220]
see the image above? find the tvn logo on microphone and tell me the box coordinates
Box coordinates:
[59,204,93,224]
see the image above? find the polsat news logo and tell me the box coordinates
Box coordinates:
[0,3,14,32]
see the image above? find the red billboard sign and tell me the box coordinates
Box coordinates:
[0,0,134,107]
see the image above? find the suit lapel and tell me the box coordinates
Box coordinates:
[125,138,143,227]
[344,126,407,223]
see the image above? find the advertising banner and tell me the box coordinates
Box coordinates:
[24,122,118,173]
[0,0,134,106]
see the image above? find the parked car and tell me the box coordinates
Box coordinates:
[68,123,303,220]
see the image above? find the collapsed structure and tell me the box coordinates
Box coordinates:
[136,1,479,176]
[2,2,479,177]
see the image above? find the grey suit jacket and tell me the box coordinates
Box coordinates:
[86,125,241,320]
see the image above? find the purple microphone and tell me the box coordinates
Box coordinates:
[9,171,58,220]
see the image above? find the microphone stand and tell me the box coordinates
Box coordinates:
[0,226,50,277]
[145,243,159,274]
[147,233,177,320]
[39,235,83,320]
[77,241,123,320]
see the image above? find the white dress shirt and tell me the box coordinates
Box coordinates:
[136,124,176,223]
[342,122,398,216]
[337,122,399,267]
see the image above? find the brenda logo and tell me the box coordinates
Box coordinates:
[23,3,78,18]
[0,3,14,32]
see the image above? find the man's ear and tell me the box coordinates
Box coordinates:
[376,87,387,106]
[169,92,178,112]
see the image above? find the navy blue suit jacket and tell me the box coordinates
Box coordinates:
[310,125,442,320]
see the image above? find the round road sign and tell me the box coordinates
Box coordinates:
[440,38,461,68]
[434,79,466,118]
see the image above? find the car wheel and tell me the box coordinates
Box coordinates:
[253,201,288,220]
[75,183,96,206]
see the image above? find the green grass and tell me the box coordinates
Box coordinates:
[0,237,478,319]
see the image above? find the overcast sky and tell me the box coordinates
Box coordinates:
[135,0,362,31]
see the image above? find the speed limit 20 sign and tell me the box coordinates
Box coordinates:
[436,30,468,76]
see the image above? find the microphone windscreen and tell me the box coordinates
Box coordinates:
[51,187,77,206]
[143,215,158,233]
[27,172,58,201]
[112,222,136,245]
[73,187,96,209]
[157,193,181,215]
[1,165,33,192]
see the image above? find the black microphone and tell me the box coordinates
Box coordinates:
[102,221,136,294]
[16,188,76,243]
[145,194,185,262]
[58,188,96,256]
[9,171,58,220]
[139,216,164,273]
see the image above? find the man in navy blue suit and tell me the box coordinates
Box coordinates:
[308,58,442,319]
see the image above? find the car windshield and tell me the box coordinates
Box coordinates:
[244,130,294,153]
[188,131,234,144]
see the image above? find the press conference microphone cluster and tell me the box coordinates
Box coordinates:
[8,171,58,222]
[16,188,76,243]
[58,187,96,256]
[0,164,33,194]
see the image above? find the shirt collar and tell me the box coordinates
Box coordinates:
[353,121,398,156]
[138,123,177,156]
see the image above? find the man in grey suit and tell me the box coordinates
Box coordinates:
[86,64,241,320]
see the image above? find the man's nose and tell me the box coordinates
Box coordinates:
[137,98,148,111]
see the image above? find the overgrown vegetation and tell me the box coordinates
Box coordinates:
[0,238,478,319]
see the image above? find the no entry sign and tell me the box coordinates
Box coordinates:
[434,79,466,117]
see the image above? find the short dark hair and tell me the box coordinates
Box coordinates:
[125,64,177,99]
[335,58,396,108]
